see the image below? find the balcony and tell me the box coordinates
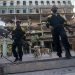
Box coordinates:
[0,5,74,15]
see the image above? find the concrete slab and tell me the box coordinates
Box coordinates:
[0,50,75,64]
[0,51,75,75]
[0,66,4,75]
[3,56,75,74]
[8,67,75,75]
[65,73,75,75]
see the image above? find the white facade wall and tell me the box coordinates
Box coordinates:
[0,0,72,6]
[0,0,73,14]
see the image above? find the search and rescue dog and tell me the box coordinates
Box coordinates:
[33,46,52,58]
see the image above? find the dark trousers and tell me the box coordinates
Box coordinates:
[23,42,29,54]
[52,27,71,56]
[12,42,23,59]
[23,46,29,54]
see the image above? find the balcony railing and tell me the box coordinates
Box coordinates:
[0,5,74,15]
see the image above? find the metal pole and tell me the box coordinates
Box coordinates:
[28,18,32,54]
[3,37,7,56]
[14,16,17,26]
[40,8,44,47]
[40,8,44,36]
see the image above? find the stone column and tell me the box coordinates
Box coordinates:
[3,38,7,56]
[40,41,44,47]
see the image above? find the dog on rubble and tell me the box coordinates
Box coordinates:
[33,45,40,58]
[33,45,52,58]
[40,47,52,56]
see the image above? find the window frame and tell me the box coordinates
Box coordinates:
[23,1,26,5]
[57,1,61,4]
[41,1,44,5]
[52,1,55,4]
[35,1,38,5]
[10,1,14,6]
[17,1,20,5]
[10,10,13,13]
[63,1,66,4]
[2,10,6,14]
[46,1,50,5]
[68,1,71,4]
[23,9,26,13]
[3,1,7,6]
[16,10,20,13]
[29,1,32,5]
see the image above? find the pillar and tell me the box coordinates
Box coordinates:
[3,38,7,56]
[40,41,44,47]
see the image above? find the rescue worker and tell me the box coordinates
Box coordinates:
[46,5,72,58]
[12,21,25,62]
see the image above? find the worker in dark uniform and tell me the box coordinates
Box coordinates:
[46,5,72,58]
[12,21,25,62]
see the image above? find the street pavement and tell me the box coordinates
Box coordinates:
[0,50,75,64]
[8,67,75,75]
[0,50,75,75]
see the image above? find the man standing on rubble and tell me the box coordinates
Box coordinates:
[46,5,72,58]
[12,21,25,62]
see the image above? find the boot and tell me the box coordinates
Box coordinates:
[19,57,22,61]
[14,57,18,62]
[65,50,72,59]
[57,53,62,58]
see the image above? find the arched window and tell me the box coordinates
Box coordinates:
[23,9,26,13]
[35,1,38,5]
[3,1,7,6]
[2,10,5,14]
[10,1,14,6]
[63,1,66,4]
[57,1,61,4]
[52,1,55,4]
[23,1,26,5]
[35,9,39,13]
[30,9,33,13]
[68,1,71,4]
[10,10,14,13]
[16,10,20,13]
[46,1,50,5]
[29,1,32,5]
[41,1,44,5]
[17,1,20,5]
